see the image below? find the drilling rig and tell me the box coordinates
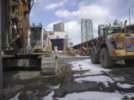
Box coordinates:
[0,0,44,88]
[0,0,57,88]
[2,0,34,54]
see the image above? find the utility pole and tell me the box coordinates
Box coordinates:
[0,0,3,89]
[129,5,134,25]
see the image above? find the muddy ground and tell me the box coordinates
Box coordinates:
[0,56,134,100]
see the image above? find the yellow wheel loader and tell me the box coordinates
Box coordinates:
[90,20,134,67]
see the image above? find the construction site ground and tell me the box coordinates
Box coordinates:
[1,55,134,100]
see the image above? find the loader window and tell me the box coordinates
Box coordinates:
[108,29,113,34]
[108,27,122,35]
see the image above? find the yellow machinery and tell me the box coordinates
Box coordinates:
[90,20,134,67]
[80,47,90,56]
[2,0,34,54]
[108,33,134,59]
[33,38,52,53]
[66,48,76,56]
[1,1,44,68]
[43,38,52,53]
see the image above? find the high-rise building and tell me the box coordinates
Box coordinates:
[81,19,93,43]
[53,22,64,32]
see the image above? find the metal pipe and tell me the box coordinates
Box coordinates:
[129,5,134,25]
[0,0,3,89]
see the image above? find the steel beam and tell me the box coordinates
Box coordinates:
[0,0,3,88]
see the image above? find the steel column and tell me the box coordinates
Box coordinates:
[0,0,3,88]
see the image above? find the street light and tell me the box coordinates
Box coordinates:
[129,5,134,25]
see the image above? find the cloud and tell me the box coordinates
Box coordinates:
[55,4,115,41]
[65,21,81,45]
[55,4,114,30]
[55,10,74,18]
[45,0,68,10]
[34,0,43,3]
[55,4,112,20]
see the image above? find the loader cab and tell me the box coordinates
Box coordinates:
[107,27,122,35]
[98,25,122,42]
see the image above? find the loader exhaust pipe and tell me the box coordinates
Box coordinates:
[124,20,127,32]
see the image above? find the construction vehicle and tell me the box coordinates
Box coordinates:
[0,0,43,69]
[30,25,52,53]
[66,47,77,56]
[90,20,134,67]
[0,0,58,88]
[43,37,52,53]
[80,47,90,56]
[1,0,56,70]
[2,0,34,54]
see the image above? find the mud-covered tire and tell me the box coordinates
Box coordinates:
[124,60,134,67]
[90,48,99,64]
[100,48,114,68]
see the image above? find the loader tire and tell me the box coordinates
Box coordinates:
[90,48,99,64]
[100,48,114,68]
[124,60,134,67]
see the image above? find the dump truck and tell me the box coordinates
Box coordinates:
[90,20,134,67]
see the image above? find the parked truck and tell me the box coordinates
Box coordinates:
[90,20,134,67]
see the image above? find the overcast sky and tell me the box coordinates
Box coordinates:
[30,0,134,45]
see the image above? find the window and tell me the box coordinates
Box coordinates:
[107,27,122,35]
